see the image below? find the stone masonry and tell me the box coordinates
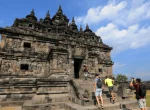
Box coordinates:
[0,6,113,79]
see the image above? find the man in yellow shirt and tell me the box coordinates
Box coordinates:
[105,76,115,104]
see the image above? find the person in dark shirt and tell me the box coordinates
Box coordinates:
[130,78,147,110]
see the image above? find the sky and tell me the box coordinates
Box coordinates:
[0,0,150,81]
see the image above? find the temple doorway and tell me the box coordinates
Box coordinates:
[74,58,83,78]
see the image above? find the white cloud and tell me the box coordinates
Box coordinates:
[96,23,150,53]
[75,0,150,53]
[75,0,150,26]
[75,1,127,25]
[113,62,125,69]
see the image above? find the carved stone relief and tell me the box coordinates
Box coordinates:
[57,54,67,70]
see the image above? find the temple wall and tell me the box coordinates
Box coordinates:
[0,34,113,78]
[0,59,50,76]
[0,32,113,79]
[3,35,51,55]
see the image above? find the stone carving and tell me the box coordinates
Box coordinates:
[57,55,67,69]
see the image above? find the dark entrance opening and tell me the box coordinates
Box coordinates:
[24,42,31,48]
[74,58,83,78]
[20,64,29,70]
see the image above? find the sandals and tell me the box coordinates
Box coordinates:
[112,100,115,104]
[98,105,104,109]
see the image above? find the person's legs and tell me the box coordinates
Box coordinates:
[96,96,100,106]
[99,94,104,108]
[109,86,115,103]
[138,99,147,110]
[98,89,103,106]
[142,99,147,110]
[95,89,100,106]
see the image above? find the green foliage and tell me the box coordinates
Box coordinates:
[116,74,128,82]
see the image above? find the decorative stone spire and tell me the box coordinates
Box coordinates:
[84,23,92,33]
[52,5,68,26]
[43,10,52,25]
[80,25,83,32]
[86,23,89,30]
[72,17,75,24]
[46,10,50,18]
[26,9,37,21]
[70,17,78,31]
[31,9,35,16]
[57,5,63,14]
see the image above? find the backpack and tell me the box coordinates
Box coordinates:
[97,78,103,88]
[136,84,146,100]
[139,84,146,97]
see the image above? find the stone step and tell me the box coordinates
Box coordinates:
[38,86,68,91]
[44,94,69,103]
[22,102,65,110]
[37,91,68,95]
[0,101,24,107]
[64,100,139,110]
[71,97,120,106]
[30,94,69,104]
[70,95,134,106]
[0,91,35,95]
[0,94,70,107]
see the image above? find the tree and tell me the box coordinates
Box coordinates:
[116,74,128,82]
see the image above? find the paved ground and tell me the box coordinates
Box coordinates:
[0,107,15,110]
[0,107,21,110]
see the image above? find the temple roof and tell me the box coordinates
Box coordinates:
[26,9,37,22]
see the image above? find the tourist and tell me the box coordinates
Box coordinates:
[130,78,147,110]
[94,74,104,109]
[105,76,115,104]
[83,65,88,80]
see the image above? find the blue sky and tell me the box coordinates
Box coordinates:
[0,0,150,81]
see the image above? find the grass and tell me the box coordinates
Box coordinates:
[146,90,150,107]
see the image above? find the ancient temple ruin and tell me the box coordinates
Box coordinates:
[0,6,132,110]
[0,6,113,79]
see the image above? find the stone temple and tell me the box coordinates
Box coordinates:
[0,6,113,79]
[0,6,139,110]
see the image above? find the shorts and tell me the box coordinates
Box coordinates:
[138,99,146,108]
[108,86,113,93]
[84,72,88,76]
[95,88,102,96]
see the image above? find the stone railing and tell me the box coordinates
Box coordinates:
[69,79,80,99]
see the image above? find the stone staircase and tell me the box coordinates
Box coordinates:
[0,76,143,110]
[68,79,139,110]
